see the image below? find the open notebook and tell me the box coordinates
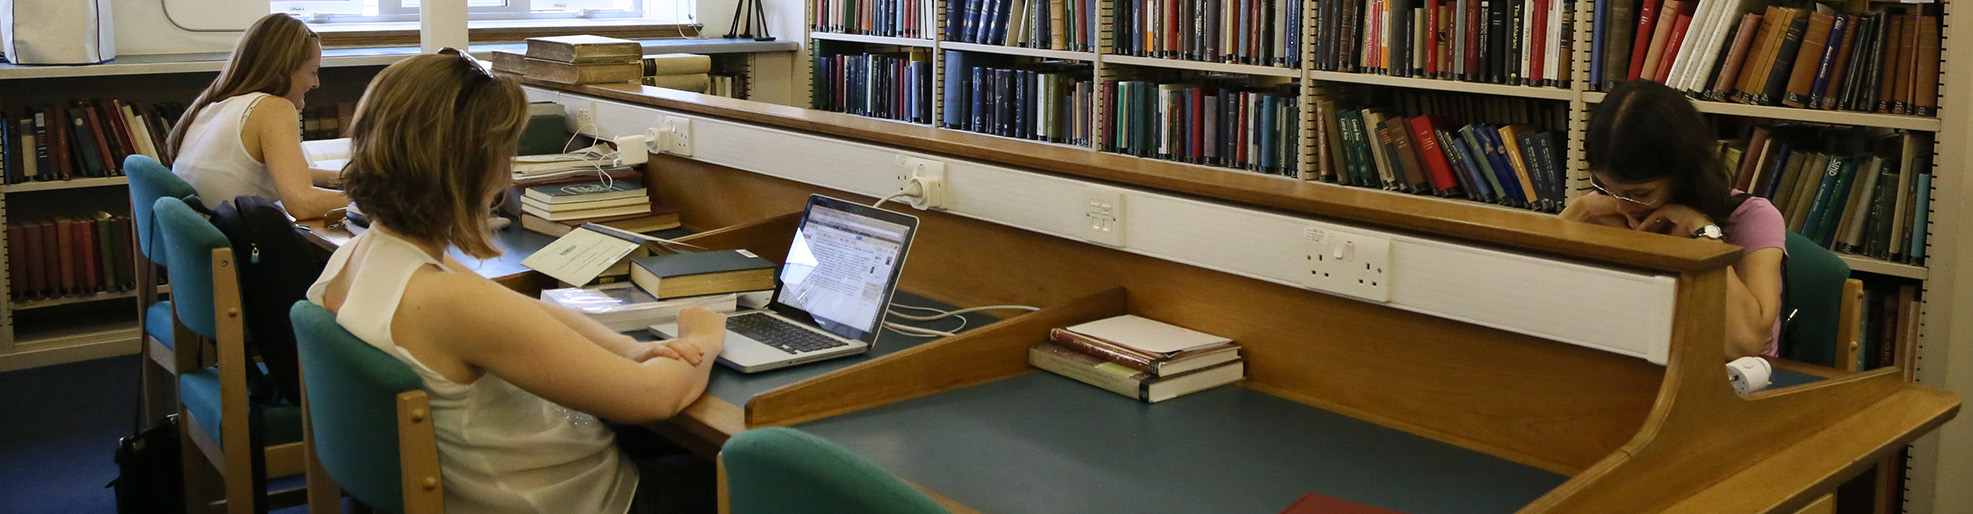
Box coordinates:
[301,138,351,170]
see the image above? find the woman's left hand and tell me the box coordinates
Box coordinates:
[1636,204,1716,236]
[622,340,703,365]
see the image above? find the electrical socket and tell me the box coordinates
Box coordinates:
[662,116,693,157]
[573,101,598,134]
[1081,188,1125,247]
[895,155,946,209]
[1298,226,1392,302]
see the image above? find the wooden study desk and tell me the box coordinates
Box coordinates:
[316,77,1958,512]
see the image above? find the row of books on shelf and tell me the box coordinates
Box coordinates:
[1721,126,1929,265]
[1100,77,1303,176]
[300,103,357,141]
[1112,0,1304,67]
[1313,90,1570,211]
[943,0,1100,51]
[1590,0,1940,115]
[0,101,186,184]
[940,54,1095,145]
[1030,314,1245,403]
[814,0,930,38]
[1311,0,1577,87]
[811,49,936,124]
[1780,278,1919,376]
[5,213,135,301]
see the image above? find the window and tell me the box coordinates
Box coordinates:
[272,0,680,23]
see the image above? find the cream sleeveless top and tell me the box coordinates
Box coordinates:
[306,229,639,514]
[172,93,283,210]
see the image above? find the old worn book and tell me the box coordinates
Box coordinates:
[629,250,777,299]
[1817,14,1859,110]
[1048,328,1242,376]
[523,180,647,205]
[642,53,713,75]
[1733,7,1786,102]
[523,58,642,85]
[642,74,713,93]
[541,283,738,332]
[1913,15,1939,116]
[1757,8,1811,105]
[1780,12,1834,108]
[525,35,644,64]
[1028,342,1246,403]
[490,50,528,74]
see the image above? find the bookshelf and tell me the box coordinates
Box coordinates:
[808,31,939,47]
[1,176,129,193]
[798,0,1968,508]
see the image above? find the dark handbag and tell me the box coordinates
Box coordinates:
[107,414,186,514]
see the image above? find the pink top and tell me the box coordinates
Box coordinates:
[1720,193,1787,357]
[1592,191,1788,357]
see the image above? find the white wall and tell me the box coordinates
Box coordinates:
[111,0,266,55]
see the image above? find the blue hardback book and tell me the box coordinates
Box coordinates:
[1446,134,1493,202]
[1590,0,1607,89]
[1481,126,1527,205]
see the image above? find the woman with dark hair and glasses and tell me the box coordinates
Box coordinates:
[1561,80,1785,360]
[312,52,726,513]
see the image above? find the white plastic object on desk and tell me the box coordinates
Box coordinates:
[1727,356,1773,395]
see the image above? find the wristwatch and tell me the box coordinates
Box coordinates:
[1691,224,1724,240]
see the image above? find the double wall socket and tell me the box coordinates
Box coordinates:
[895,155,947,209]
[660,116,693,157]
[1299,226,1392,302]
[1081,188,1125,247]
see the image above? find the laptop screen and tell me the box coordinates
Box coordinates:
[773,196,917,342]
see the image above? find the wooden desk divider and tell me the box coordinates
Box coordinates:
[745,288,1127,427]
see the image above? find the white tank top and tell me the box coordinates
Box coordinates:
[172,93,284,210]
[306,229,639,514]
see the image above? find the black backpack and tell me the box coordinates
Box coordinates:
[207,195,332,405]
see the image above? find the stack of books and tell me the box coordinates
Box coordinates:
[541,282,739,332]
[1591,0,1940,115]
[494,36,645,85]
[518,180,680,237]
[642,53,714,94]
[1029,314,1244,403]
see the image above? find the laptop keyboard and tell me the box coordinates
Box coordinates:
[729,313,851,355]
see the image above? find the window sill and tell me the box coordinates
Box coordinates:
[315,19,705,47]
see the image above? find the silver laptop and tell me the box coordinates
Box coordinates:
[650,195,919,373]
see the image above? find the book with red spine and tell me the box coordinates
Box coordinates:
[1407,115,1459,194]
[1653,5,1695,83]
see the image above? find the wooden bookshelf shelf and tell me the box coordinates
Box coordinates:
[2,176,128,193]
[939,42,1099,61]
[809,32,938,47]
[13,289,140,310]
[1840,254,1929,280]
[1101,54,1302,78]
[1583,92,1943,132]
[1307,70,1579,100]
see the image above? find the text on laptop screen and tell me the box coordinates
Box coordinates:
[776,204,912,337]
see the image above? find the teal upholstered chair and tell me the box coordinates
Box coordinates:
[1781,231,1864,370]
[720,427,951,514]
[291,301,445,514]
[155,196,307,514]
[127,154,199,425]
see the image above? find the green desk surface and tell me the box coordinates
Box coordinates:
[1771,367,1823,389]
[793,373,1569,514]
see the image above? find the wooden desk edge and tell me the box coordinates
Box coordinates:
[519,79,1741,274]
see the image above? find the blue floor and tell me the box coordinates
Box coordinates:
[1,355,141,513]
[0,356,317,514]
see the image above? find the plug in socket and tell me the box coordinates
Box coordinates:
[895,155,946,209]
[1299,226,1392,302]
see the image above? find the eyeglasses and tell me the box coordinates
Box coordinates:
[438,47,495,111]
[1590,178,1662,208]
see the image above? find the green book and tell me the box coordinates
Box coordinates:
[66,107,102,177]
[1797,155,1843,236]
[1809,157,1858,246]
[1909,173,1931,264]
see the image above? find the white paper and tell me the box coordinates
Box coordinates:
[302,138,351,169]
[522,226,643,286]
[1066,315,1232,355]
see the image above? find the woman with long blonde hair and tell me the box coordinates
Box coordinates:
[309,51,725,513]
[168,13,348,220]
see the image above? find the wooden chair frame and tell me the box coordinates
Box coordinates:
[175,247,307,514]
[300,376,445,514]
